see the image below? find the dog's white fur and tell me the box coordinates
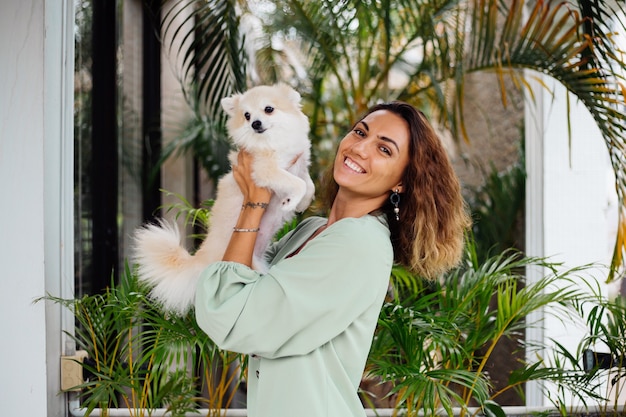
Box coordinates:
[133,83,315,316]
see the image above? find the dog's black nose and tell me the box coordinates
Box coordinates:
[251,120,263,132]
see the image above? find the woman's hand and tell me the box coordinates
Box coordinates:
[232,151,272,205]
[222,151,272,267]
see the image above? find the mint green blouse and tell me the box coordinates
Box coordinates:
[195,215,393,417]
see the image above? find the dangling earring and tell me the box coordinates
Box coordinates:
[390,189,401,221]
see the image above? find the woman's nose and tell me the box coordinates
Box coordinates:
[350,138,369,157]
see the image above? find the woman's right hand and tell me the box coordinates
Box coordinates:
[223,151,272,267]
[232,151,272,205]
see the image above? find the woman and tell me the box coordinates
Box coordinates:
[195,101,470,417]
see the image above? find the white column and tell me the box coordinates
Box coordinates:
[44,0,76,415]
[524,71,546,407]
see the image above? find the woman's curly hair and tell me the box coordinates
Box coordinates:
[320,101,471,279]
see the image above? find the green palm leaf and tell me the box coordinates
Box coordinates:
[162,0,247,117]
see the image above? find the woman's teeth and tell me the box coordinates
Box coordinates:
[344,157,365,173]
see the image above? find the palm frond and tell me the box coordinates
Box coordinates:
[264,0,464,128]
[468,153,526,262]
[162,0,247,117]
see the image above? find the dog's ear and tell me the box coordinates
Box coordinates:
[221,94,241,117]
[276,83,302,108]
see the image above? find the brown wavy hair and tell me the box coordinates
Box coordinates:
[320,101,471,279]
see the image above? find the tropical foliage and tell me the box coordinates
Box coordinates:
[371,244,608,417]
[467,146,526,263]
[158,0,248,181]
[577,282,626,412]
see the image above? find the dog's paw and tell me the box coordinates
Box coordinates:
[296,183,315,212]
[295,196,312,213]
[281,196,297,211]
[282,187,309,211]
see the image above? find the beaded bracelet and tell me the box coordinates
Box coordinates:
[242,202,269,209]
[233,227,260,232]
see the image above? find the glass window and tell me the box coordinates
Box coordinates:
[74,0,161,296]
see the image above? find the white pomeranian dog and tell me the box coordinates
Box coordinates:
[133,83,315,316]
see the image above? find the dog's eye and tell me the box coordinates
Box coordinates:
[264,106,274,114]
[244,112,251,121]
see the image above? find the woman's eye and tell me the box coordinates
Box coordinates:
[244,112,251,121]
[353,128,365,137]
[264,106,274,114]
[380,146,391,155]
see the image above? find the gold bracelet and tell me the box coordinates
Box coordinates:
[233,227,260,232]
[242,202,269,210]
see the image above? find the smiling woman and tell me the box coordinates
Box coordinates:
[322,101,471,279]
[192,101,470,417]
[332,110,410,209]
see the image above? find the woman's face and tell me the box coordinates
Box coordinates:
[333,109,411,203]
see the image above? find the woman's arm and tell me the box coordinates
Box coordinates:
[221,151,272,267]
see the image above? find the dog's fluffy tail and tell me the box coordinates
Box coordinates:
[133,220,204,316]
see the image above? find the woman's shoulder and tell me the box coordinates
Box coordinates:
[293,213,387,231]
[331,214,390,235]
[319,214,393,272]
[321,214,391,254]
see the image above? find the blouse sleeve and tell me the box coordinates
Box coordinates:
[194,216,392,359]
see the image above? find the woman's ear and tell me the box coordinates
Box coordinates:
[394,183,404,193]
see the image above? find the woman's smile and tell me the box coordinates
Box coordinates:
[343,156,366,174]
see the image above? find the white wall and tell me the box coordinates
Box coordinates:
[0,0,73,415]
[525,76,619,406]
